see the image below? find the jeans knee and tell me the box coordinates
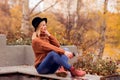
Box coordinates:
[48,51,58,57]
[61,55,68,61]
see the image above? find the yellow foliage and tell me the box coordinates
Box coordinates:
[106,12,120,46]
[0,4,22,35]
[84,30,99,40]
[9,5,22,33]
[0,10,10,34]
[104,13,120,60]
[103,44,120,60]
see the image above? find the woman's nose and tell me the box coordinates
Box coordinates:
[43,26,46,29]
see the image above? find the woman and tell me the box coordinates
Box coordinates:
[31,17,86,77]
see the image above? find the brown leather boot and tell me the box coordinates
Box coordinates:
[55,66,67,77]
[70,66,86,77]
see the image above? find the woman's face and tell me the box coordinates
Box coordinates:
[37,21,47,33]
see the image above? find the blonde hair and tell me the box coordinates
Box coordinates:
[36,30,41,37]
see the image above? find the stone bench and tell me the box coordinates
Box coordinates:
[0,34,82,80]
[0,34,101,80]
[0,46,81,80]
[0,34,79,67]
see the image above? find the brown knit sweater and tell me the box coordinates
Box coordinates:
[32,33,65,68]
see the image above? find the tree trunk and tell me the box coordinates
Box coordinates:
[98,0,108,58]
[76,0,82,28]
[76,0,83,52]
[98,19,106,58]
[66,0,71,40]
[21,0,30,35]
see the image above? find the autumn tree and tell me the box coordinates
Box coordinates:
[21,0,60,35]
[0,0,10,34]
[20,0,30,35]
[97,0,108,58]
[106,0,120,47]
[53,0,102,54]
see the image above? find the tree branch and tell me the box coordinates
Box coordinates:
[30,0,45,14]
[83,37,101,51]
[30,0,59,18]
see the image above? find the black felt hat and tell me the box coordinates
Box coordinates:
[32,17,47,31]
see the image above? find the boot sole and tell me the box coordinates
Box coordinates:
[55,72,67,77]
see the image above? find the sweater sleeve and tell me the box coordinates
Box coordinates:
[49,35,60,47]
[34,38,65,54]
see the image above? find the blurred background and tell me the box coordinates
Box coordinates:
[0,0,120,60]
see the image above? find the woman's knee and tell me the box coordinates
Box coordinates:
[61,55,68,61]
[48,51,68,60]
[48,51,58,57]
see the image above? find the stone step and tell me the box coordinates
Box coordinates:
[0,65,101,80]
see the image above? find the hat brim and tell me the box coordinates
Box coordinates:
[41,18,47,23]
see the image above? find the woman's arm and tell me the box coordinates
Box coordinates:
[33,38,65,55]
[44,30,60,47]
[49,35,60,47]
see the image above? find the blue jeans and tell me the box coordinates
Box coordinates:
[36,51,71,74]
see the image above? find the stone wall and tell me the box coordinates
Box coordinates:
[0,34,78,67]
[0,34,34,66]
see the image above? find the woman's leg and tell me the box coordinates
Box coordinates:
[37,51,60,74]
[36,51,71,74]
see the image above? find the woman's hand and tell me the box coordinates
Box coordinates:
[44,30,50,36]
[64,51,73,59]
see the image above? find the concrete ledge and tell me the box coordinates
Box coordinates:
[0,66,69,80]
[0,65,101,80]
[0,65,72,80]
[100,74,120,80]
